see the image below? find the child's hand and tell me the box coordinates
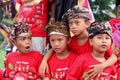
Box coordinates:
[88,64,104,78]
[39,59,49,78]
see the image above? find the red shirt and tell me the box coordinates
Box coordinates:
[109,18,120,27]
[66,53,116,80]
[115,58,120,80]
[16,0,53,37]
[46,51,77,80]
[68,36,92,55]
[5,51,42,80]
[69,36,112,58]
[0,69,4,80]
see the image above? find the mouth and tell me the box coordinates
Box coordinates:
[54,48,61,52]
[25,46,30,51]
[101,45,107,48]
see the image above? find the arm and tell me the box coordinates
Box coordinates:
[39,48,53,78]
[15,3,21,13]
[88,53,117,78]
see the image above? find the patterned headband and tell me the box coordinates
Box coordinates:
[87,21,112,39]
[45,20,70,37]
[10,22,31,40]
[62,5,90,25]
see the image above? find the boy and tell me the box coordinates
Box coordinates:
[112,23,120,80]
[43,20,77,80]
[40,5,117,78]
[15,0,55,55]
[66,21,116,80]
[5,22,42,80]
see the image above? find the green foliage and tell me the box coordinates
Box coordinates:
[0,40,5,69]
[89,0,116,21]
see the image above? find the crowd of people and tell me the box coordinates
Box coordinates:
[0,0,120,80]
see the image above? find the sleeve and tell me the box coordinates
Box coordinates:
[66,55,85,80]
[36,53,43,78]
[110,66,117,80]
[5,55,11,78]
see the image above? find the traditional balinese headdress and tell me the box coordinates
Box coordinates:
[62,5,90,25]
[45,20,70,37]
[87,21,112,39]
[10,22,31,40]
[112,23,120,48]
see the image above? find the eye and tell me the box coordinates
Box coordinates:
[20,37,25,41]
[106,36,111,40]
[58,38,62,41]
[75,21,80,25]
[50,39,54,42]
[97,36,102,39]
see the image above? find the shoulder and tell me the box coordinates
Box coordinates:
[30,50,42,57]
[6,52,18,58]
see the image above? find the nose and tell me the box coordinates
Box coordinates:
[54,41,59,46]
[25,39,31,44]
[102,38,107,43]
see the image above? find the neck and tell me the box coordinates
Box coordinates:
[76,30,89,45]
[56,49,70,59]
[92,50,106,62]
[77,30,89,40]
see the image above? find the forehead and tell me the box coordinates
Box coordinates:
[17,33,31,38]
[69,18,85,22]
[95,33,110,37]
[49,34,67,38]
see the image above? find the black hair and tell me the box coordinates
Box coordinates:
[116,0,120,8]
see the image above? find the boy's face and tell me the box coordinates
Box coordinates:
[14,33,32,54]
[49,34,69,54]
[90,34,112,53]
[68,18,90,36]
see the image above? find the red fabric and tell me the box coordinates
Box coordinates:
[5,51,42,79]
[69,36,112,58]
[109,18,120,32]
[115,60,120,80]
[109,18,120,27]
[16,0,52,37]
[66,53,116,80]
[68,36,92,55]
[0,69,4,80]
[46,52,78,80]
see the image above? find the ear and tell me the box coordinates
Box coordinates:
[89,39,93,46]
[117,5,120,13]
[85,21,91,28]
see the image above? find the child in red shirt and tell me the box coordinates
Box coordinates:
[43,20,77,80]
[66,21,116,80]
[5,22,42,80]
[15,0,55,55]
[112,23,120,80]
[40,5,117,78]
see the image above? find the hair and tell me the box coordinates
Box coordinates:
[116,0,120,8]
[45,20,70,37]
[10,22,31,40]
[62,5,90,26]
